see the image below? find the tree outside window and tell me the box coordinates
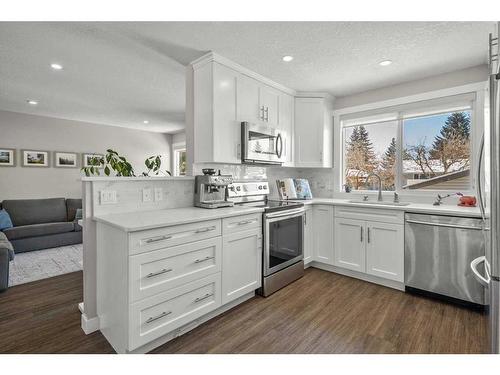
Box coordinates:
[343,110,472,192]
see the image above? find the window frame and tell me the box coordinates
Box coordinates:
[333,83,485,197]
[172,142,187,177]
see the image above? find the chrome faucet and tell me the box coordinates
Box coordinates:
[365,173,383,202]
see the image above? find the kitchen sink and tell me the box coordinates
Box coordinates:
[347,200,411,206]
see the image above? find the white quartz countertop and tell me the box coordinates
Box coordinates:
[94,206,265,232]
[290,198,482,217]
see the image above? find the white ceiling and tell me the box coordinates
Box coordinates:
[0,22,494,133]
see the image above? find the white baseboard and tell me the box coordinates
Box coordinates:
[310,261,405,291]
[78,302,84,314]
[81,313,100,334]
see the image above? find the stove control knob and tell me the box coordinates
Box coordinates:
[236,186,241,191]
[258,185,263,190]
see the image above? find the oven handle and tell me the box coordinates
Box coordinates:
[265,208,305,219]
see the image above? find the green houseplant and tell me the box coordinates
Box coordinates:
[81,149,135,177]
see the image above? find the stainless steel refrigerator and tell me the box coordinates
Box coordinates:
[472,21,500,354]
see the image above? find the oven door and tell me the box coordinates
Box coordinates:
[241,122,284,165]
[264,208,304,276]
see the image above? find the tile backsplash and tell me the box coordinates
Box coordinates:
[193,163,335,199]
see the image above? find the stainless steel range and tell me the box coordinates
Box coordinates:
[227,180,305,296]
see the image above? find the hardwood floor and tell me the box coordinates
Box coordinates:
[0,268,488,354]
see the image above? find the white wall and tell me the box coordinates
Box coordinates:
[334,65,488,109]
[0,110,173,201]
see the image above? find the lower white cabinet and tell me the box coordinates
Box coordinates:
[333,208,404,283]
[96,213,262,353]
[334,218,365,272]
[365,221,404,282]
[303,206,314,264]
[222,229,262,304]
[313,205,334,265]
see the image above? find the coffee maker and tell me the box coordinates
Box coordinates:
[194,169,234,209]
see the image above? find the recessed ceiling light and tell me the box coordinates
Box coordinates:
[282,55,294,62]
[143,120,149,124]
[50,63,63,70]
[379,60,393,66]
[27,100,38,105]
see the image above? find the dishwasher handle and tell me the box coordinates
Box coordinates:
[470,256,491,286]
[405,219,483,231]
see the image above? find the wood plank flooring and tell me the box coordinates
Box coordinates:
[0,268,488,354]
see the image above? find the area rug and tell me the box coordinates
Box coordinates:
[8,244,83,286]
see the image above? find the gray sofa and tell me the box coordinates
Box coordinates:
[0,231,14,292]
[0,198,82,253]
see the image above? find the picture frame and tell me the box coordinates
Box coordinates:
[54,151,78,168]
[0,148,16,167]
[22,149,50,167]
[82,153,104,168]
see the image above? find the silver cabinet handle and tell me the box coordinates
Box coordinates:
[145,235,172,244]
[360,226,363,242]
[145,311,172,324]
[194,292,214,303]
[194,256,215,264]
[367,227,371,243]
[195,226,216,234]
[146,268,173,278]
[260,106,265,121]
[264,106,269,122]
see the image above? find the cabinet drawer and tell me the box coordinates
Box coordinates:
[129,237,222,302]
[129,219,221,255]
[129,273,221,351]
[222,213,261,235]
[334,206,403,225]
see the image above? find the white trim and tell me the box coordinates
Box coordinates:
[333,81,486,117]
[189,51,296,96]
[81,313,100,334]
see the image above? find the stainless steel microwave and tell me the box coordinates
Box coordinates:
[241,122,285,165]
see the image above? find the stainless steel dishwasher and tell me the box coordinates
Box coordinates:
[405,213,486,305]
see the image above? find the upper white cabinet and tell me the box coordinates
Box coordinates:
[294,96,334,168]
[313,205,334,265]
[192,61,240,164]
[189,53,296,165]
[259,85,280,126]
[278,92,294,165]
[188,52,333,167]
[236,74,261,123]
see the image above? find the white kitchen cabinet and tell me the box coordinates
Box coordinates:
[192,61,239,164]
[303,206,314,265]
[313,205,334,265]
[334,218,366,272]
[294,96,333,168]
[222,229,262,304]
[365,222,404,282]
[236,73,261,123]
[189,53,296,165]
[333,207,404,283]
[259,85,280,126]
[278,92,294,165]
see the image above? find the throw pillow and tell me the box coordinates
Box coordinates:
[0,209,13,231]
